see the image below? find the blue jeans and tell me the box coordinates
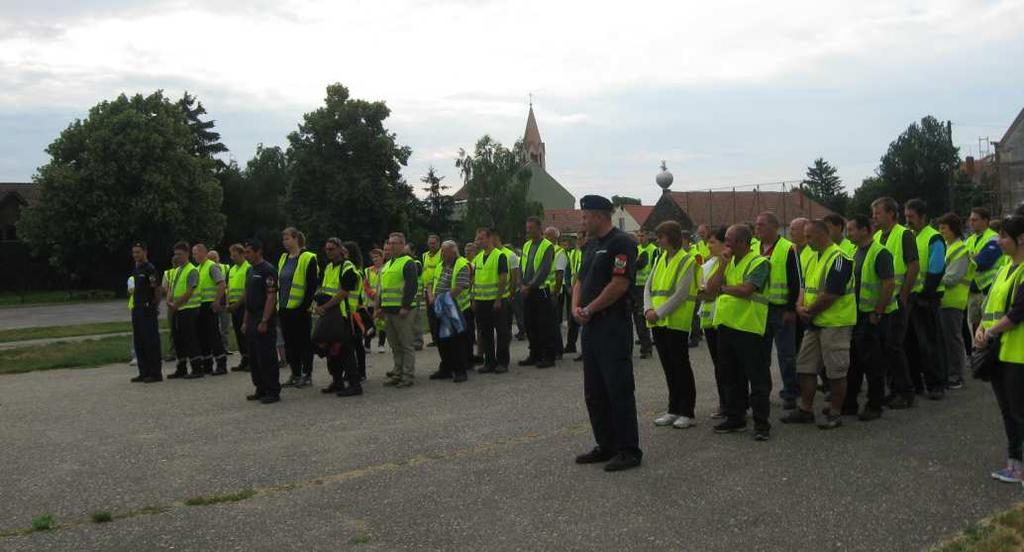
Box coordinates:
[763,305,798,400]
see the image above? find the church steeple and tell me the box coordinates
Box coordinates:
[523,100,546,169]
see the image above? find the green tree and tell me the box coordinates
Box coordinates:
[178,91,228,165]
[19,91,225,288]
[801,157,848,214]
[286,83,414,250]
[418,166,454,237]
[222,144,289,255]
[611,195,641,207]
[847,176,893,217]
[878,116,959,216]
[456,136,542,245]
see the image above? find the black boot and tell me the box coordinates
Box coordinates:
[212,357,228,376]
[184,360,204,379]
[168,362,188,379]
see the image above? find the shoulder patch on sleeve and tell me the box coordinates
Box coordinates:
[613,254,628,275]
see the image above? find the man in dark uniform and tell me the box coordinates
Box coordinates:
[242,239,281,404]
[572,195,642,472]
[129,242,163,383]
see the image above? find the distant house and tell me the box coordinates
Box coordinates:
[544,208,584,236]
[452,104,576,212]
[0,182,39,242]
[644,188,832,232]
[995,107,1024,215]
[613,204,653,233]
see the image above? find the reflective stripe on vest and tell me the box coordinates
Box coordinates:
[804,245,856,327]
[380,256,413,308]
[968,228,1000,291]
[635,244,656,287]
[196,259,219,303]
[857,241,897,314]
[712,250,769,335]
[432,256,472,312]
[473,249,506,301]
[421,250,442,290]
[762,236,794,306]
[227,261,251,302]
[172,263,201,310]
[647,249,697,331]
[941,240,974,310]
[874,224,908,298]
[912,225,944,293]
[277,251,317,310]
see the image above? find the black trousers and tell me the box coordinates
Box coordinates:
[652,327,696,417]
[247,317,280,398]
[718,327,772,431]
[197,303,227,369]
[172,307,201,370]
[438,330,469,377]
[476,300,510,368]
[427,306,440,345]
[565,293,580,352]
[462,308,475,365]
[992,361,1024,461]
[846,313,889,412]
[279,307,313,378]
[582,311,641,456]
[231,308,248,367]
[885,304,913,397]
[906,296,946,393]
[131,306,162,378]
[327,341,360,387]
[630,287,652,353]
[704,327,726,407]
[524,289,557,361]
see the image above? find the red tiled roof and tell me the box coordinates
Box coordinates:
[544,209,583,233]
[622,205,653,226]
[667,189,832,227]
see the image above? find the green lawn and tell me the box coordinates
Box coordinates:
[934,503,1024,551]
[0,290,116,308]
[0,335,132,375]
[0,320,168,344]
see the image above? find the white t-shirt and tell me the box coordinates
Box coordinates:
[507,251,520,271]
[127,276,135,294]
[554,250,568,272]
[698,257,719,320]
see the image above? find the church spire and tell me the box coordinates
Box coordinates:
[523,100,545,169]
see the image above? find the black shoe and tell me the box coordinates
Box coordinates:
[246,393,264,401]
[211,367,227,376]
[573,354,583,362]
[782,398,797,410]
[183,372,204,379]
[564,346,577,354]
[575,447,615,464]
[494,364,509,374]
[887,395,915,409]
[471,355,485,364]
[752,428,771,441]
[259,395,280,404]
[321,383,340,394]
[713,420,746,433]
[478,365,496,374]
[130,376,146,383]
[230,365,249,372]
[818,414,842,430]
[337,385,363,397]
[429,371,453,380]
[167,370,187,379]
[453,372,468,383]
[928,389,945,401]
[780,408,815,424]
[282,376,300,388]
[858,408,883,421]
[604,452,642,472]
[536,359,554,369]
[142,376,162,383]
[639,350,651,359]
[518,357,537,367]
[295,375,312,388]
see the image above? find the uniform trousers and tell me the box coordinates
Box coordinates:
[197,302,227,370]
[246,316,280,398]
[131,306,162,379]
[230,308,249,368]
[582,310,641,457]
[172,307,201,373]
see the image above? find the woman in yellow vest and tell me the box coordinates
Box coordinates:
[937,213,974,390]
[278,227,320,388]
[364,248,387,353]
[315,237,364,396]
[698,226,728,419]
[974,215,1024,484]
[226,243,252,372]
[643,221,699,429]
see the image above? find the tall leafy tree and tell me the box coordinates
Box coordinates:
[418,166,453,237]
[178,91,228,165]
[456,136,542,245]
[222,144,290,257]
[848,176,893,217]
[801,157,848,214]
[879,116,959,216]
[286,83,414,250]
[20,90,225,287]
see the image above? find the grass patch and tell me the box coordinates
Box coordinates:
[184,489,257,506]
[934,504,1024,551]
[0,290,115,308]
[349,535,371,545]
[90,511,113,523]
[0,335,131,375]
[0,320,169,344]
[30,515,54,532]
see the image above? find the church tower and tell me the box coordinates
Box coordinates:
[523,103,546,169]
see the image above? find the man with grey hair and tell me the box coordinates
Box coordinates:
[754,211,801,410]
[427,240,473,382]
[376,232,420,388]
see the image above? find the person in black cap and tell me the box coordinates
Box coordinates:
[572,194,642,472]
[242,238,282,404]
[129,242,163,383]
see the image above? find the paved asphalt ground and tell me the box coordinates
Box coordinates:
[0,301,136,331]
[2,335,1022,551]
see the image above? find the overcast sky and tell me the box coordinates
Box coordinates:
[2,0,1022,204]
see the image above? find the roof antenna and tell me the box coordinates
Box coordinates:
[529,92,533,108]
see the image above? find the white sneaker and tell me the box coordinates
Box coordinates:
[128,358,138,366]
[673,416,696,429]
[376,345,386,353]
[653,413,679,426]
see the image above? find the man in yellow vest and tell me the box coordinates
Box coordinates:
[225,244,252,372]
[375,232,420,387]
[871,196,920,409]
[754,211,801,410]
[788,217,813,354]
[317,237,363,396]
[162,255,180,362]
[937,213,974,390]
[191,242,229,376]
[842,215,895,421]
[427,240,473,383]
[560,234,580,356]
[966,207,1003,332]
[781,219,855,429]
[546,226,569,359]
[631,230,656,359]
[707,224,773,440]
[207,249,232,355]
[422,234,442,349]
[824,213,857,258]
[904,198,948,400]
[473,227,511,373]
[519,216,557,368]
[167,241,203,379]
